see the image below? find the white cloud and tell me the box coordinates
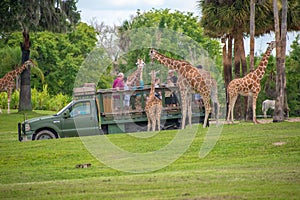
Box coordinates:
[80,9,135,25]
[78,0,199,25]
[109,0,164,7]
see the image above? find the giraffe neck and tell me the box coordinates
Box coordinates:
[253,45,274,81]
[149,82,155,97]
[13,63,28,77]
[153,52,178,71]
[128,67,142,87]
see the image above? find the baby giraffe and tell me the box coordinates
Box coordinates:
[145,70,162,131]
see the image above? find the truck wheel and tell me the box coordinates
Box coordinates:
[35,130,56,140]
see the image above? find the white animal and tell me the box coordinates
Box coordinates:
[262,99,275,118]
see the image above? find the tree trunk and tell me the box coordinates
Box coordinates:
[233,34,243,120]
[222,35,233,117]
[249,0,255,71]
[18,30,32,112]
[240,38,248,120]
[246,0,255,121]
[273,0,284,122]
[281,0,289,119]
[226,36,233,89]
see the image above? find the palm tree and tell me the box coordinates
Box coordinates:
[0,0,80,112]
[199,0,262,119]
[198,0,300,121]
[273,0,288,122]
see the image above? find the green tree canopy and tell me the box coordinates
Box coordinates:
[0,0,80,34]
[3,22,98,95]
[0,0,80,111]
[118,8,222,84]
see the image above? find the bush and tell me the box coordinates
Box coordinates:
[0,85,70,111]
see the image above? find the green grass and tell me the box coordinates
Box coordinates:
[0,111,299,199]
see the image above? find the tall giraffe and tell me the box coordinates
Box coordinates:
[226,41,276,124]
[177,68,220,128]
[0,60,35,114]
[150,49,217,128]
[145,70,162,131]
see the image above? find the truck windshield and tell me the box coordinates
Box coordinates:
[56,101,73,116]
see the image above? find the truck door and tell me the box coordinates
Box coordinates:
[61,100,99,137]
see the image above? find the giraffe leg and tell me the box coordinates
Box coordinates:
[202,97,211,128]
[151,112,156,131]
[226,100,232,123]
[213,100,220,126]
[149,108,155,131]
[226,95,232,123]
[156,105,162,131]
[7,90,12,114]
[180,90,187,129]
[252,95,259,124]
[227,95,238,124]
[187,92,192,127]
[211,85,220,125]
[146,112,151,131]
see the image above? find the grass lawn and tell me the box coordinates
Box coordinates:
[0,110,299,199]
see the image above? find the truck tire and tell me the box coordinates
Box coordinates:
[35,130,56,140]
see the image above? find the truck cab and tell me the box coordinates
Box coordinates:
[18,98,101,141]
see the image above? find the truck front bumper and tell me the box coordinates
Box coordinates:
[18,123,33,142]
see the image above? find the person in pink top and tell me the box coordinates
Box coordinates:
[113,72,125,90]
[112,72,125,111]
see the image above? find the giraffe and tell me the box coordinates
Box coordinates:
[226,41,276,124]
[145,70,162,131]
[150,49,217,128]
[125,58,145,110]
[126,58,145,88]
[0,60,35,114]
[176,69,220,129]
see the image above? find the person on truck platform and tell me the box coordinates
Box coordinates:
[112,72,125,111]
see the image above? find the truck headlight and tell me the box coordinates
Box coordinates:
[25,123,31,131]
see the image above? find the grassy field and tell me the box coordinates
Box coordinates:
[0,110,299,199]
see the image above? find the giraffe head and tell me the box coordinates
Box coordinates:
[149,48,157,62]
[136,58,145,70]
[24,59,35,69]
[267,41,276,50]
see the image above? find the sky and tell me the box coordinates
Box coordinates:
[77,0,199,26]
[77,0,298,55]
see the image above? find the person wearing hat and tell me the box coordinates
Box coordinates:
[113,72,125,90]
[112,72,125,111]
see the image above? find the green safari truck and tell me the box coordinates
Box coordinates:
[18,84,207,141]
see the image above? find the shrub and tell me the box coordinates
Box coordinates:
[0,85,70,111]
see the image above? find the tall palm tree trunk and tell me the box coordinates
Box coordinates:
[273,0,287,122]
[246,0,255,121]
[18,30,32,112]
[281,0,289,119]
[222,35,233,117]
[233,34,243,120]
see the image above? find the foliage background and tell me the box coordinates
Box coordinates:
[0,8,299,116]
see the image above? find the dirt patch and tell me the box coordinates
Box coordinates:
[258,117,300,124]
[272,142,287,146]
[286,117,300,122]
